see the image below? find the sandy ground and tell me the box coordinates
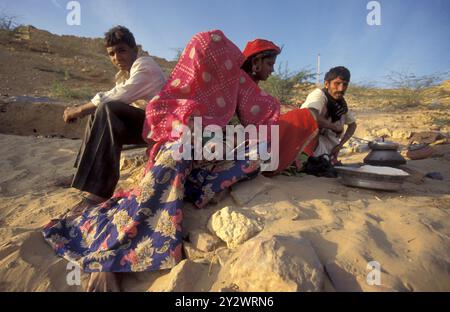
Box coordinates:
[0,130,449,292]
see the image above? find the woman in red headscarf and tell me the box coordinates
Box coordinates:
[240,39,319,176]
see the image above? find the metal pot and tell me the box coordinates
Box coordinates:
[364,141,406,167]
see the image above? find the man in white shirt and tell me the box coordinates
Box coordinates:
[301,66,357,163]
[61,26,166,208]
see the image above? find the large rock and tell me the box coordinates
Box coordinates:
[213,235,324,292]
[230,175,273,206]
[151,259,208,292]
[207,206,263,249]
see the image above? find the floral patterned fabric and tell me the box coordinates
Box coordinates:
[43,141,260,272]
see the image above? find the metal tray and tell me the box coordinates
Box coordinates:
[335,166,409,191]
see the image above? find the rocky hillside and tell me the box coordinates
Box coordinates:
[0,25,176,101]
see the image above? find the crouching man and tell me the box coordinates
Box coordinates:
[301,66,357,164]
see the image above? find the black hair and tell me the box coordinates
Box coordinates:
[241,50,279,74]
[324,66,351,82]
[104,25,137,49]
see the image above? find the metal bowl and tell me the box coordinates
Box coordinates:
[335,166,409,191]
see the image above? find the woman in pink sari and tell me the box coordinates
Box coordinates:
[43,30,280,291]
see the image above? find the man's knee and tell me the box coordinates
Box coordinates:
[96,101,127,116]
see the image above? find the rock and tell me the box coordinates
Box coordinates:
[230,175,273,206]
[353,143,370,153]
[212,235,324,292]
[151,259,208,292]
[338,147,352,157]
[425,172,444,180]
[373,128,392,138]
[363,136,377,142]
[207,206,263,249]
[392,129,412,140]
[189,230,222,252]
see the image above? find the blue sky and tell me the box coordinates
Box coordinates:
[1,0,450,86]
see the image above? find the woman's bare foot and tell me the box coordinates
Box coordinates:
[61,194,108,219]
[87,272,121,292]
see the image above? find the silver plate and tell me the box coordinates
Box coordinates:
[335,167,409,191]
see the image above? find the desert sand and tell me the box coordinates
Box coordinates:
[0,122,449,291]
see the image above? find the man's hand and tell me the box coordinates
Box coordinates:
[331,143,343,158]
[63,102,97,123]
[63,106,83,123]
[331,122,344,134]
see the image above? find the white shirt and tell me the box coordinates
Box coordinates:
[301,88,356,156]
[91,56,167,110]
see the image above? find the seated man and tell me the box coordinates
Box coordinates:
[61,25,166,210]
[300,66,357,163]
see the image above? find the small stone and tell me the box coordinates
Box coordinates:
[392,129,412,140]
[207,206,263,249]
[425,172,444,180]
[338,147,352,157]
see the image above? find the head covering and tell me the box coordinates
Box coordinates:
[242,39,281,60]
[142,30,280,161]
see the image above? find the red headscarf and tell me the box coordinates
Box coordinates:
[242,39,281,60]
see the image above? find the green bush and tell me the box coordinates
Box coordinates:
[51,81,92,100]
[260,63,315,105]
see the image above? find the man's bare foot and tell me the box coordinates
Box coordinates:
[87,272,121,292]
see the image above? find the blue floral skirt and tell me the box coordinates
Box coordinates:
[42,141,260,272]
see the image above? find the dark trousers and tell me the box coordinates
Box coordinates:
[71,101,146,198]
